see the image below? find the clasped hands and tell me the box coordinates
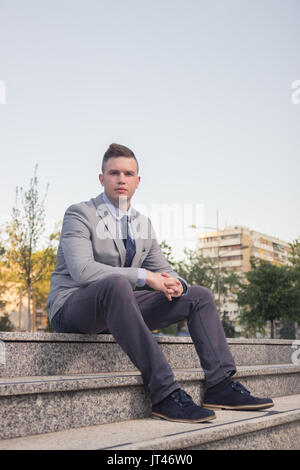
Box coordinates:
[145,271,183,301]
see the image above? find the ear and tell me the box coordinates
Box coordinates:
[99,174,104,186]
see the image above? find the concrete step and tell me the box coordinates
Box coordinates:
[0,394,299,450]
[0,332,297,377]
[1,364,299,440]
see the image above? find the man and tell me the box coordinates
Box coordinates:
[47,143,273,423]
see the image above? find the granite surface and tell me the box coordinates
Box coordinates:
[1,364,299,397]
[192,420,300,450]
[127,408,300,451]
[0,331,299,441]
[0,333,297,378]
[0,364,299,439]
[0,394,299,450]
[0,391,72,439]
[0,331,295,344]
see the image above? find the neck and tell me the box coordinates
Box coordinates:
[104,192,131,212]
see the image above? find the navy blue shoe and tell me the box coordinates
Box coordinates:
[203,380,274,411]
[152,389,216,423]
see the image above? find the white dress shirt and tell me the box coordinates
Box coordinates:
[102,192,147,287]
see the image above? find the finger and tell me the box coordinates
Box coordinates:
[163,278,178,287]
[161,272,171,278]
[164,283,179,293]
[166,286,181,297]
[163,286,174,301]
[163,290,172,301]
[169,285,183,297]
[171,290,182,297]
[162,273,180,283]
[164,287,174,295]
[163,277,181,288]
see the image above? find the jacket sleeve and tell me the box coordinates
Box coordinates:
[60,204,139,288]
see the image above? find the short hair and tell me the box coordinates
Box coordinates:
[102,143,139,174]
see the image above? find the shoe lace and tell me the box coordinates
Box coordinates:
[231,381,250,395]
[171,389,194,407]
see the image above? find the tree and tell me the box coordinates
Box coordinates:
[0,242,7,311]
[237,257,300,338]
[173,247,241,311]
[289,238,300,290]
[221,311,236,338]
[279,321,296,340]
[158,245,239,335]
[0,313,14,331]
[4,165,52,331]
[160,240,177,268]
[289,238,300,267]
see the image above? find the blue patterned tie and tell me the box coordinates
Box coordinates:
[121,215,136,267]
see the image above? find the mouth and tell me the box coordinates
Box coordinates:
[115,188,127,193]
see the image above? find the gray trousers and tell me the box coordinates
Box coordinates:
[51,274,236,405]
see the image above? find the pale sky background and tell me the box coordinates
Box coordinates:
[0,0,299,259]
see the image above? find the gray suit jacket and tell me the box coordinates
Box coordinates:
[47,193,188,321]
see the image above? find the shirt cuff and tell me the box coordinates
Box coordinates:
[137,268,147,287]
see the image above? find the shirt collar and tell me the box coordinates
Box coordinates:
[102,192,133,221]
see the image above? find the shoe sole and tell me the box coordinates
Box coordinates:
[151,412,216,423]
[202,402,274,411]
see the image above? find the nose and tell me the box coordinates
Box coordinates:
[118,172,126,184]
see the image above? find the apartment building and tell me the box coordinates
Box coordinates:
[197,225,290,271]
[196,226,292,336]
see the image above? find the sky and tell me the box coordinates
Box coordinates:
[0,0,299,259]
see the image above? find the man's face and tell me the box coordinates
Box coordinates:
[99,157,141,209]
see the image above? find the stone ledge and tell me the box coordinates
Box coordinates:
[0,331,296,345]
[1,365,299,440]
[0,364,299,397]
[0,394,299,450]
[122,402,300,451]
[0,334,297,378]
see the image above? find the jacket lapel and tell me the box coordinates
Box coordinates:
[92,193,126,266]
[92,193,150,268]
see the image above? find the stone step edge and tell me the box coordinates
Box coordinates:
[0,394,299,450]
[0,331,297,345]
[120,404,300,451]
[0,364,299,397]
